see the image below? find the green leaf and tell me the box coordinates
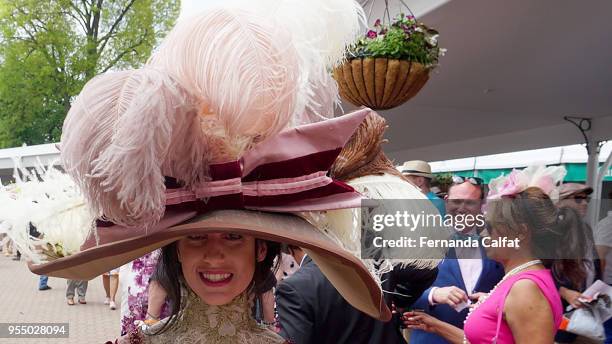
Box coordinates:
[347,16,442,66]
[0,0,180,147]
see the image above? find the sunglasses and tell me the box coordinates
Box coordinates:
[573,195,589,204]
[452,175,484,186]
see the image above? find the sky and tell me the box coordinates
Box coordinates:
[179,0,240,21]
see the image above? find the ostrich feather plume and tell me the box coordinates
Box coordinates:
[148,8,300,151]
[61,68,207,227]
[250,0,366,123]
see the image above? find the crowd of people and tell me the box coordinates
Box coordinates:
[1,0,611,343]
[401,162,612,344]
[3,159,610,344]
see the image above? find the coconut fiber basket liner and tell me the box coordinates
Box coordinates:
[333,57,430,110]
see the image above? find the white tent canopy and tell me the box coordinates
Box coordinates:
[350,0,612,162]
[429,142,612,173]
[357,0,612,225]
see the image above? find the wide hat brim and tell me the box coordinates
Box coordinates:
[559,184,594,199]
[401,171,433,178]
[29,209,391,321]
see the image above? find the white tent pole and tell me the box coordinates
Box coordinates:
[585,140,599,188]
[589,144,612,227]
[583,119,599,227]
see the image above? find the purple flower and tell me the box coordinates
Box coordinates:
[366,30,377,38]
[374,19,381,27]
[127,293,139,307]
[121,315,137,336]
[132,259,144,271]
[135,274,144,287]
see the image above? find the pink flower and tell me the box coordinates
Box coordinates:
[487,170,525,199]
[366,30,377,38]
[533,175,554,195]
[374,19,381,27]
[497,171,524,197]
[487,166,566,200]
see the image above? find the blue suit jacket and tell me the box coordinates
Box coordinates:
[409,247,504,344]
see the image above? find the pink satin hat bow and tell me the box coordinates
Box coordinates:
[163,108,372,213]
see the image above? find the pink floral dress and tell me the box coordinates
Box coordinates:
[119,249,171,335]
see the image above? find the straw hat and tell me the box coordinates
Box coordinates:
[400,160,433,178]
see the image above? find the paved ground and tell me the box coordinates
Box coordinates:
[0,253,121,344]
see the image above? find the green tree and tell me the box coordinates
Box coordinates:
[0,0,180,147]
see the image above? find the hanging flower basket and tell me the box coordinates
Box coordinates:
[333,57,429,110]
[333,14,444,110]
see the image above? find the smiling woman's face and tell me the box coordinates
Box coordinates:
[177,232,266,305]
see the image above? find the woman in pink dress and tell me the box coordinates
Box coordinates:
[403,166,589,344]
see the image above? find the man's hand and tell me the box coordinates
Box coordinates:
[432,286,468,307]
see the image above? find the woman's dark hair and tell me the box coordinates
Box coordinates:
[487,187,589,289]
[150,238,280,334]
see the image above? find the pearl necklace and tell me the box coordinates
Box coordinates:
[462,260,542,344]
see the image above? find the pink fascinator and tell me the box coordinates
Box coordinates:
[487,165,567,201]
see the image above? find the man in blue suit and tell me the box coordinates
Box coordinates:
[409,179,504,344]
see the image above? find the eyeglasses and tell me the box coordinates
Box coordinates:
[447,198,482,208]
[452,175,484,186]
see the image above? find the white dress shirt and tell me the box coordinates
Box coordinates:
[456,245,483,294]
[595,211,612,284]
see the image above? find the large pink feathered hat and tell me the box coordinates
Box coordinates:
[25,2,393,321]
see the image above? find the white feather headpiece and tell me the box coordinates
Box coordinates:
[488,165,567,201]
